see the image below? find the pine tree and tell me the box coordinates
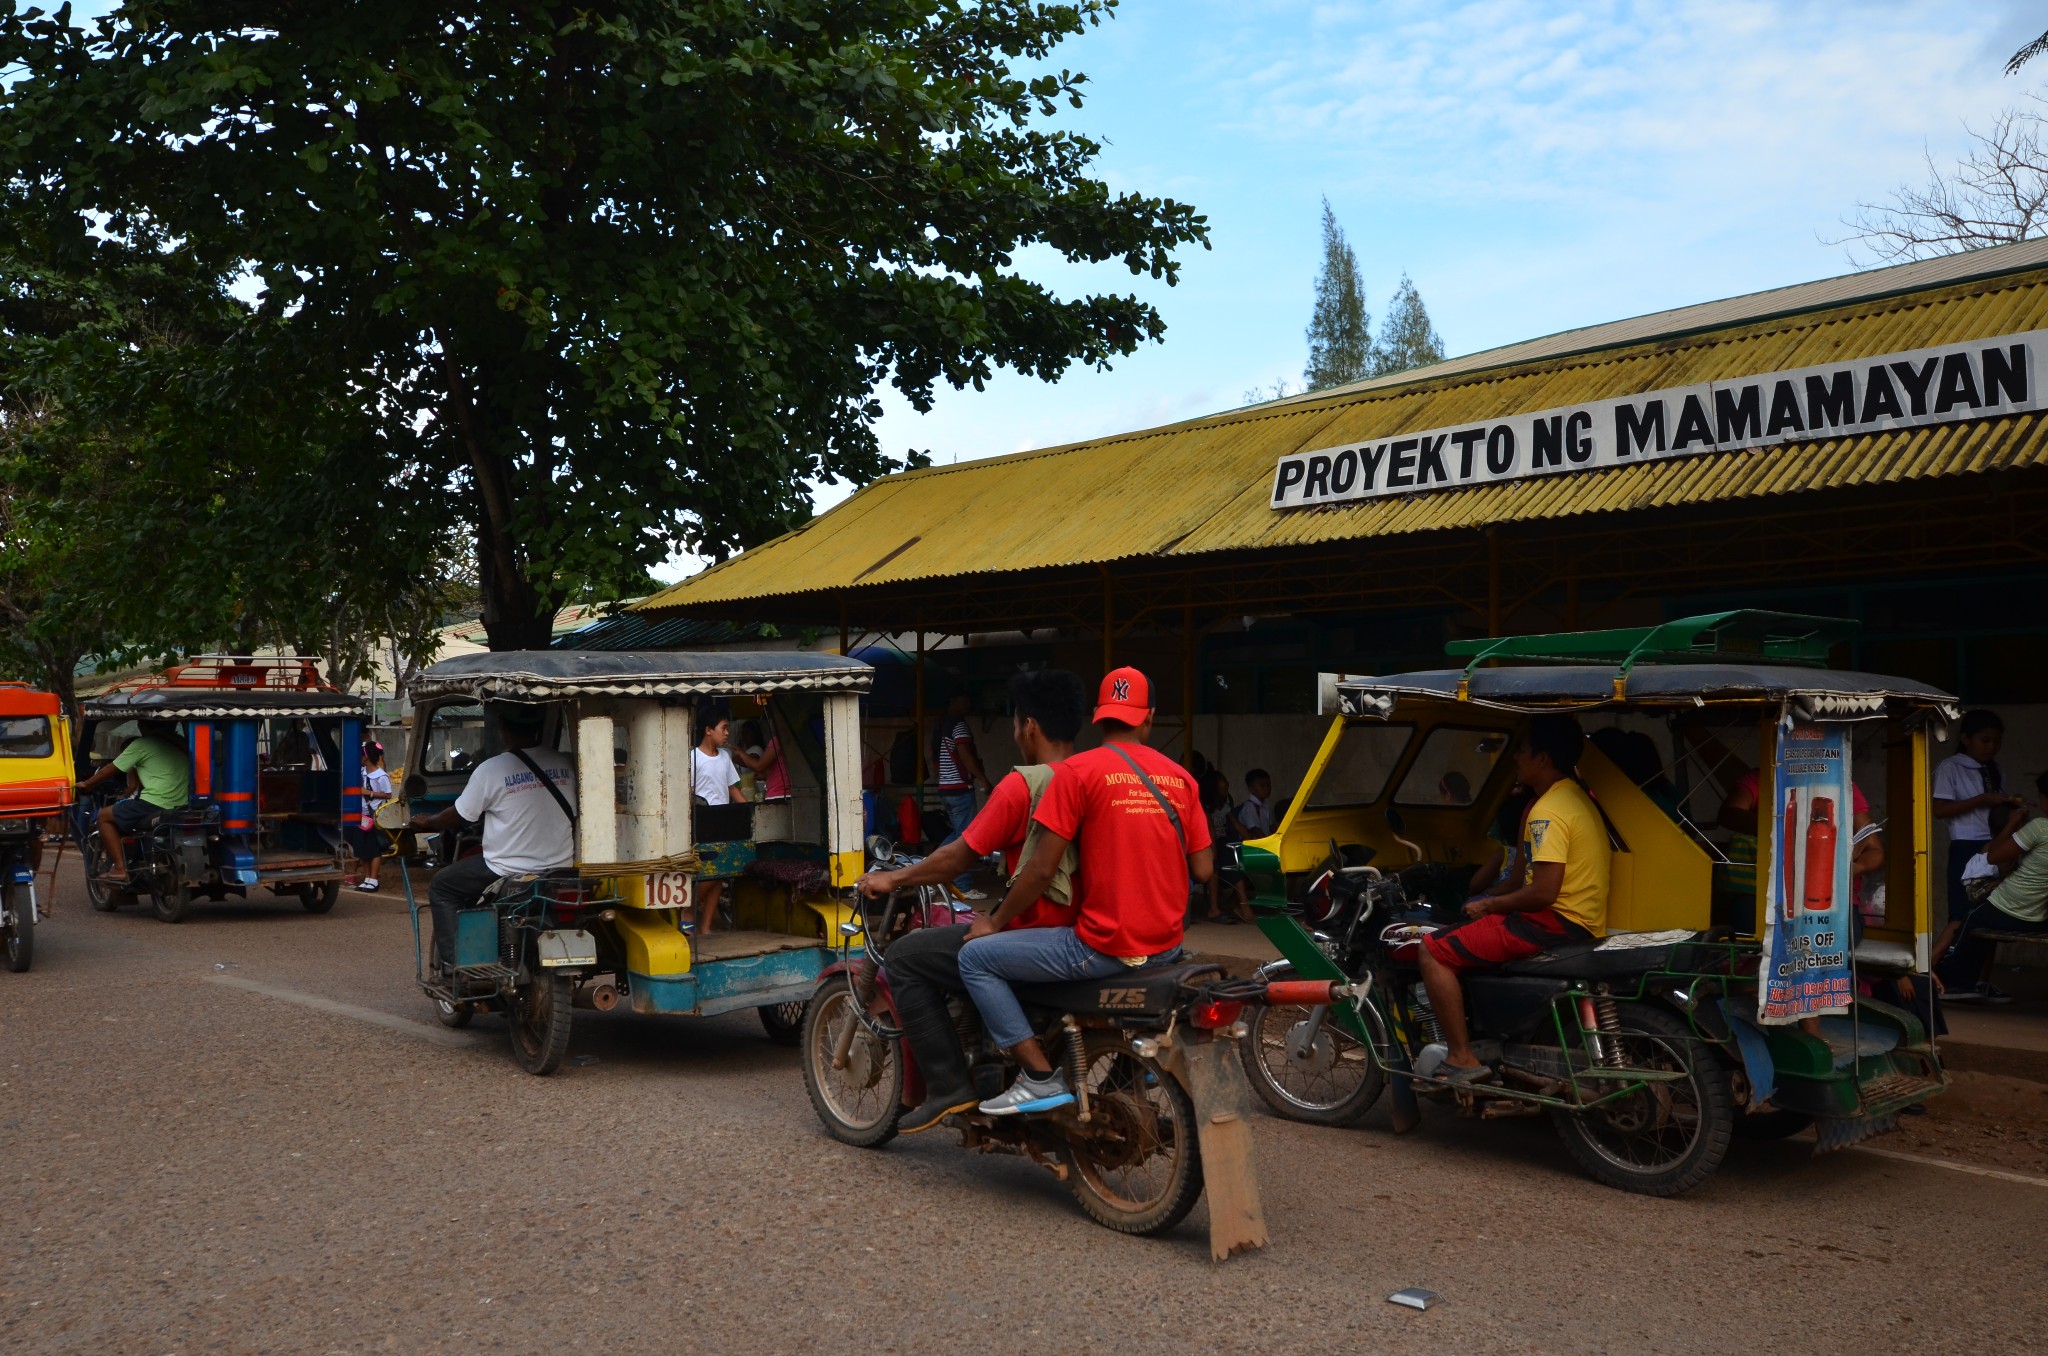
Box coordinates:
[1372,273,1446,377]
[1302,197,1372,390]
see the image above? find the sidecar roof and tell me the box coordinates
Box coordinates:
[407,650,873,703]
[82,688,368,720]
[1333,664,1958,722]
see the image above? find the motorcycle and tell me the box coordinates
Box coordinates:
[800,842,1312,1260]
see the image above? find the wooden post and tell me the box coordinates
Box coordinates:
[838,598,849,657]
[913,627,926,787]
[1566,558,1580,631]
[1181,592,1196,763]
[1486,526,1501,636]
[1100,567,1114,676]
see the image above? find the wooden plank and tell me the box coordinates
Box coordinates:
[1158,1034,1268,1262]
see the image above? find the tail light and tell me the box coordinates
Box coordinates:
[1189,998,1244,1030]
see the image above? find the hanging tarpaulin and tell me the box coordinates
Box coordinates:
[1760,722,1856,1023]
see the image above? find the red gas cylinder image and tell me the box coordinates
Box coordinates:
[1802,796,1838,914]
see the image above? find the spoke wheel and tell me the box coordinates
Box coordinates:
[1239,997,1386,1125]
[3,880,31,973]
[507,972,573,1075]
[152,878,190,924]
[758,999,807,1046]
[1551,1001,1733,1197]
[1066,1035,1203,1236]
[84,833,124,911]
[801,981,902,1148]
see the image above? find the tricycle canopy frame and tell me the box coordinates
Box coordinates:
[406,650,873,703]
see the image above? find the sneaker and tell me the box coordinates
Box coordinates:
[978,1069,1076,1116]
[956,888,990,902]
[355,879,379,892]
[1979,983,2017,1005]
[898,1087,980,1134]
[1944,985,1983,1003]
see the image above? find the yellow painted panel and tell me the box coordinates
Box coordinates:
[829,849,863,890]
[614,906,692,978]
[803,897,862,948]
[1578,743,1711,935]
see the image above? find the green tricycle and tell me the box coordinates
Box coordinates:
[1231,612,1953,1195]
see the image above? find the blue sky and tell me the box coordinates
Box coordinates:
[63,1,2048,578]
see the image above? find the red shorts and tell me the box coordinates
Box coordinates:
[1423,909,1589,974]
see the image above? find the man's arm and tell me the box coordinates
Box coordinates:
[857,838,982,898]
[410,805,467,834]
[1188,846,1214,885]
[1468,861,1563,917]
[953,729,987,787]
[1986,809,2035,867]
[969,828,1069,939]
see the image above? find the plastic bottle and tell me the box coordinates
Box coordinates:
[1803,796,1837,914]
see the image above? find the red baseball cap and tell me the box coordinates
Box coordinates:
[1094,666,1153,725]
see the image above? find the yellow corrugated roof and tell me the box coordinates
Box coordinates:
[641,245,2048,614]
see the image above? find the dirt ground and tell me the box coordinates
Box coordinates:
[1887,1070,2048,1175]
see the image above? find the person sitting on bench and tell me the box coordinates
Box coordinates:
[1939,770,2048,1002]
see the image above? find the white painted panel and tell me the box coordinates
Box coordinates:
[822,694,863,859]
[662,703,694,854]
[620,699,664,862]
[575,708,617,865]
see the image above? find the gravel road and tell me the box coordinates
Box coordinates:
[4,860,2044,1355]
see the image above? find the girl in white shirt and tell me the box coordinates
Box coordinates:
[690,718,747,934]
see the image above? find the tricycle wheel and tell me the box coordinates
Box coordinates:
[758,999,807,1046]
[298,879,340,914]
[801,980,901,1148]
[1065,1034,1204,1237]
[3,881,31,973]
[84,833,124,911]
[1550,1001,1734,1197]
[1736,1108,1814,1141]
[434,996,476,1029]
[152,880,191,925]
[1238,991,1386,1126]
[507,973,573,1075]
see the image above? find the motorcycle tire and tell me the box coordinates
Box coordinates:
[84,833,123,911]
[1065,1034,1205,1237]
[800,979,902,1149]
[1238,993,1386,1126]
[758,999,807,1047]
[299,879,340,915]
[1549,1000,1734,1198]
[3,881,30,973]
[507,973,573,1075]
[152,880,191,925]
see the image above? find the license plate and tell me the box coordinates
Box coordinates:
[537,928,598,968]
[644,871,693,910]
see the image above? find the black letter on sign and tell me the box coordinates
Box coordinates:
[1765,379,1804,437]
[1888,357,1936,415]
[1531,415,1564,468]
[1385,438,1419,488]
[1273,459,1305,503]
[1565,410,1594,462]
[1485,425,1515,474]
[1415,434,1449,484]
[1805,371,1853,429]
[1714,384,1762,443]
[1303,454,1333,500]
[1615,401,1665,456]
[1673,393,1715,450]
[1450,428,1485,479]
[1983,343,2028,406]
[1358,443,1387,490]
[1934,352,1981,414]
[1861,365,1904,422]
[1329,448,1358,494]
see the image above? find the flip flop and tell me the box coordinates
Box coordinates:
[1442,1062,1496,1088]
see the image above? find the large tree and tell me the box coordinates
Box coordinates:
[1371,272,1445,378]
[0,2,1207,649]
[1303,197,1371,391]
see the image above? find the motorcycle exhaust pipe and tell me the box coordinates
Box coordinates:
[573,981,619,1012]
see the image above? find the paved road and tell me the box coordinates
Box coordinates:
[4,860,2045,1355]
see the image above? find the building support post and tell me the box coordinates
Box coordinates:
[839,599,849,657]
[1486,527,1501,637]
[1565,559,1580,631]
[1181,592,1196,763]
[913,627,926,787]
[1100,566,1115,676]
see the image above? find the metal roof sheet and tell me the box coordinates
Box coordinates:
[640,241,2048,615]
[407,650,872,702]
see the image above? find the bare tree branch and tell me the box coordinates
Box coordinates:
[1835,102,2048,265]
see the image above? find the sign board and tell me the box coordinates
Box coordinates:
[1269,330,2046,510]
[1759,723,1856,1023]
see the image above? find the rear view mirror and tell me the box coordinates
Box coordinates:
[403,773,428,800]
[866,835,895,860]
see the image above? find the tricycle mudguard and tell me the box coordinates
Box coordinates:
[1157,1033,1267,1261]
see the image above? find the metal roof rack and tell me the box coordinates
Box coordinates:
[1443,611,1859,698]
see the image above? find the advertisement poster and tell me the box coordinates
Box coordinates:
[1759,722,1856,1023]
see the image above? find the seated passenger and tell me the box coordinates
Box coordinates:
[407,704,576,969]
[77,719,191,885]
[956,666,1213,1115]
[1420,714,1608,1087]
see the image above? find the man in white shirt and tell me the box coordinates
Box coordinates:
[409,704,577,967]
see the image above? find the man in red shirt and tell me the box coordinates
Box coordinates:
[857,669,1090,1132]
[958,666,1214,1116]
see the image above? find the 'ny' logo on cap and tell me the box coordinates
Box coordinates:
[1112,678,1130,701]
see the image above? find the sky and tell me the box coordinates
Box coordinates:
[63,1,2048,580]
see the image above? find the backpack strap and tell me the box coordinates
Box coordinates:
[1105,743,1187,853]
[509,747,577,824]
[1011,764,1078,907]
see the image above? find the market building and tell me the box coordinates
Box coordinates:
[637,238,2048,885]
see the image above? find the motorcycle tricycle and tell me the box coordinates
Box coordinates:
[802,841,1303,1260]
[0,681,74,971]
[1235,611,1954,1196]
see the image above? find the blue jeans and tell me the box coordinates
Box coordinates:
[957,926,1178,1049]
[937,789,978,889]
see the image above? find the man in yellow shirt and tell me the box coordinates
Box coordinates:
[1419,714,1610,1086]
